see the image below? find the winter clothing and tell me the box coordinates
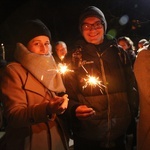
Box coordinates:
[65,37,139,149]
[125,49,136,67]
[79,6,107,32]
[14,43,65,93]
[117,36,136,67]
[16,19,51,46]
[134,48,150,150]
[0,43,69,150]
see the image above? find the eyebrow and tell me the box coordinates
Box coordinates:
[83,19,102,24]
[31,39,50,43]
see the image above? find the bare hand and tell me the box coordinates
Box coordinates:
[58,94,69,114]
[75,105,96,120]
[47,94,69,115]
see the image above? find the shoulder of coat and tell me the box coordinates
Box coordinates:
[6,62,26,73]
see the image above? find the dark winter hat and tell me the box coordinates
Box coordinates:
[16,19,51,46]
[79,6,107,33]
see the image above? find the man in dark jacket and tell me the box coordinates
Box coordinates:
[65,6,139,150]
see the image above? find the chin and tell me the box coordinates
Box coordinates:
[89,40,100,45]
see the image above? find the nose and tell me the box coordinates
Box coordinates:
[90,25,95,30]
[90,24,100,31]
[40,44,48,53]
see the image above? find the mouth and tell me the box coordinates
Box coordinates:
[89,33,99,37]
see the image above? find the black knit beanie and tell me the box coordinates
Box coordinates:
[16,19,51,46]
[79,6,107,33]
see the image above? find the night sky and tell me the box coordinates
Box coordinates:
[0,0,149,61]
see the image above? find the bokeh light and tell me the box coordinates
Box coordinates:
[119,15,129,26]
[107,29,117,39]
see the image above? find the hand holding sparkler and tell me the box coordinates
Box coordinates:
[75,105,96,120]
[47,94,69,115]
[59,94,69,114]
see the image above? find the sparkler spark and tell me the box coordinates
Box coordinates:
[57,63,74,74]
[60,56,64,61]
[83,75,106,93]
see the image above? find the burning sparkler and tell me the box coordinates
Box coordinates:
[57,63,74,74]
[60,56,64,61]
[82,75,106,93]
[80,64,106,93]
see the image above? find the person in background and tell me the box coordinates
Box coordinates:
[117,36,138,150]
[137,38,148,53]
[134,41,150,150]
[53,41,73,83]
[0,19,70,150]
[117,36,136,67]
[53,41,68,64]
[64,6,139,150]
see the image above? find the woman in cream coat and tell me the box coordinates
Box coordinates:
[0,19,69,150]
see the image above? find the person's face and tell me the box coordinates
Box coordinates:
[27,36,51,55]
[138,43,144,49]
[118,40,129,51]
[81,17,105,45]
[55,43,67,60]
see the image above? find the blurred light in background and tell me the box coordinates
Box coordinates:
[119,15,129,26]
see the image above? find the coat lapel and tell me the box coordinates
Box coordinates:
[24,73,46,97]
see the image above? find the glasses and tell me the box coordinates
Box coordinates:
[82,21,103,31]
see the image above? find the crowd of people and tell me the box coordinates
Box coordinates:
[0,5,149,150]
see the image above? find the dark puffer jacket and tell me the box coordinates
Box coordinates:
[65,37,139,143]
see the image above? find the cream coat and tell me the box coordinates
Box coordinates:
[0,62,69,150]
[134,49,150,150]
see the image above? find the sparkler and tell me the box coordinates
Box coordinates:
[57,63,74,74]
[41,63,73,82]
[60,56,64,61]
[83,75,106,93]
[81,64,106,93]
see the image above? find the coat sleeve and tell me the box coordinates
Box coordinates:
[134,50,150,105]
[0,64,50,128]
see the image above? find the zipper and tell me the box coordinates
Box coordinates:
[96,51,111,147]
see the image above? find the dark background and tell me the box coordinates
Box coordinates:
[0,0,149,61]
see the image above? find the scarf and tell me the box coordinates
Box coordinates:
[14,43,66,93]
